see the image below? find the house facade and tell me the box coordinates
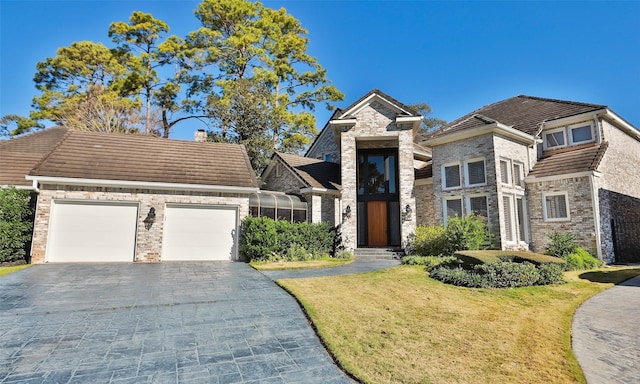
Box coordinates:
[263,90,640,263]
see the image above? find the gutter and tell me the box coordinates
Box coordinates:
[25,175,259,194]
[300,187,341,196]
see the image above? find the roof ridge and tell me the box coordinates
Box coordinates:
[338,89,418,119]
[517,95,607,109]
[27,128,73,176]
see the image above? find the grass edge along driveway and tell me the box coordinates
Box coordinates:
[278,265,640,384]
[0,264,30,277]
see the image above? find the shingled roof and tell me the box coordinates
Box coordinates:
[529,142,609,178]
[275,152,341,191]
[0,127,69,187]
[428,96,606,140]
[27,130,258,189]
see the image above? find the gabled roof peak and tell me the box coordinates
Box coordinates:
[337,89,419,119]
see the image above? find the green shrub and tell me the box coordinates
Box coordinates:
[239,217,335,261]
[334,249,353,259]
[454,250,566,269]
[0,187,35,264]
[537,263,566,285]
[454,251,501,269]
[430,261,564,288]
[401,255,458,271]
[546,232,577,258]
[565,247,603,271]
[411,225,448,256]
[444,215,489,254]
[474,262,540,288]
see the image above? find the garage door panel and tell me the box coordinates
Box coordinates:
[47,201,138,263]
[162,205,237,261]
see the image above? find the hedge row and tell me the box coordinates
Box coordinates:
[239,216,336,262]
[454,250,566,269]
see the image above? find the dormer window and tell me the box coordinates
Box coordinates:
[544,127,567,150]
[543,122,595,150]
[569,123,594,145]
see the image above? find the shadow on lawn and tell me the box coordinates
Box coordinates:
[578,268,640,285]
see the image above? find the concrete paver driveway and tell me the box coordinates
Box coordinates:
[0,263,353,384]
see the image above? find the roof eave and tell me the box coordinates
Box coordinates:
[603,109,640,141]
[525,170,602,183]
[299,187,341,195]
[25,175,259,194]
[424,122,539,147]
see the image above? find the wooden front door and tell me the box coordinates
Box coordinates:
[367,201,388,246]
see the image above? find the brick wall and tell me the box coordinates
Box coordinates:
[526,176,598,256]
[262,159,306,194]
[415,182,436,226]
[432,133,501,243]
[598,189,640,263]
[31,185,250,263]
[306,127,341,163]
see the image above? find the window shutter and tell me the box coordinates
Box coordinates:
[500,160,510,184]
[503,196,513,241]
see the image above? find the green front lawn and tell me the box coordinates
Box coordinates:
[250,257,353,271]
[279,265,640,384]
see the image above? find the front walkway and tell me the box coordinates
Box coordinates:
[572,275,640,384]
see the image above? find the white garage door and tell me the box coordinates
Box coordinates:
[162,205,238,261]
[47,200,138,262]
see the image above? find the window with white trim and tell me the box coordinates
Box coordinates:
[467,195,488,221]
[444,197,463,224]
[442,163,461,189]
[464,158,486,186]
[569,123,594,145]
[512,162,524,187]
[502,195,515,242]
[543,192,570,221]
[544,127,567,150]
[500,159,511,185]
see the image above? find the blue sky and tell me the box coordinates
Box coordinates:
[1,0,639,141]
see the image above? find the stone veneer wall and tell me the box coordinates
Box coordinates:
[320,194,339,226]
[526,176,598,256]
[415,182,436,226]
[306,127,341,163]
[339,101,416,251]
[31,185,250,263]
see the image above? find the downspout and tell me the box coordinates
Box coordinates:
[588,173,603,261]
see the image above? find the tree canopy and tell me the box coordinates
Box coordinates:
[1,0,345,173]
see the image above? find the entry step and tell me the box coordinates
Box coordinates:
[354,248,404,260]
